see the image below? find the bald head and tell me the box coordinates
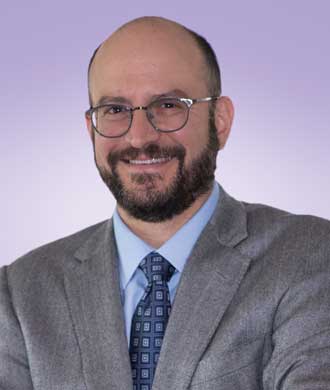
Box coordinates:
[87,17,221,106]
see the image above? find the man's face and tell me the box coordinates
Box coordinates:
[87,23,221,222]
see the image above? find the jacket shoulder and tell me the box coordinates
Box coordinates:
[5,219,110,280]
[239,201,330,272]
[243,201,330,237]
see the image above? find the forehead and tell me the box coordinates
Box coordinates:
[90,22,208,103]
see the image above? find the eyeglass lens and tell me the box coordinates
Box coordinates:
[91,98,189,137]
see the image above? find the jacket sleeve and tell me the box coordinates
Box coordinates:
[0,266,34,390]
[263,243,330,389]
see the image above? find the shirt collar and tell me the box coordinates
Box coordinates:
[157,183,219,273]
[113,211,153,293]
[113,182,220,290]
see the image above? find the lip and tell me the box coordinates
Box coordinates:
[128,157,172,165]
[120,156,175,172]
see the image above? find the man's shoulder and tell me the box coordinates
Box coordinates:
[237,200,330,267]
[217,186,330,242]
[242,200,330,236]
[5,219,110,277]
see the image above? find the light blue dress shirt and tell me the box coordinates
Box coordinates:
[113,182,220,343]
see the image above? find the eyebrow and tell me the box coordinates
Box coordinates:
[96,89,189,106]
[96,96,129,106]
[151,89,189,100]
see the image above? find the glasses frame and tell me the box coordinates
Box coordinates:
[85,96,220,139]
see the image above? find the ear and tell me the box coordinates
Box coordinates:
[214,96,234,150]
[85,112,94,142]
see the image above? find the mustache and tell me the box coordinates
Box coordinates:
[108,143,185,165]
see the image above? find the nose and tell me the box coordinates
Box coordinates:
[124,107,161,148]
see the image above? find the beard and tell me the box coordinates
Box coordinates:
[94,118,219,222]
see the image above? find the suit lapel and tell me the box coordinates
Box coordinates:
[153,186,252,390]
[64,220,133,390]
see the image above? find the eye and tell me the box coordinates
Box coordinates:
[103,104,126,115]
[152,99,186,111]
[161,101,176,109]
[159,99,184,110]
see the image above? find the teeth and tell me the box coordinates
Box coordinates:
[129,157,171,165]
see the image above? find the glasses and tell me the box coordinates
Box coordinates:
[85,96,220,138]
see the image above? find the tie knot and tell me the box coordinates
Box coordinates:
[139,252,176,284]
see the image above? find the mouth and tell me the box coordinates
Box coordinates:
[118,155,176,177]
[127,157,173,165]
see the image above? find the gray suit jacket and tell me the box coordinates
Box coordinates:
[1,186,330,389]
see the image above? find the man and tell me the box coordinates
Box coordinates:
[1,16,330,390]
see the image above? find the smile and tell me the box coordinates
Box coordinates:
[128,157,172,165]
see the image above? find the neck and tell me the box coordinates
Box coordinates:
[117,188,213,248]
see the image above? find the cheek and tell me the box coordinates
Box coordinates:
[169,120,209,162]
[93,138,116,166]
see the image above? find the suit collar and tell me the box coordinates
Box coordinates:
[73,218,113,263]
[211,183,248,247]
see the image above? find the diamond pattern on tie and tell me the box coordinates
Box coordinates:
[129,252,176,390]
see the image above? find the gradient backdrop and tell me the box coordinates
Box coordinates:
[1,1,329,266]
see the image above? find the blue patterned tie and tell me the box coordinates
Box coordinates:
[129,252,176,390]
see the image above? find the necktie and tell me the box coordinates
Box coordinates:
[129,252,176,390]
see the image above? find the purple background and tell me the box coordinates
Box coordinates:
[1,1,329,265]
